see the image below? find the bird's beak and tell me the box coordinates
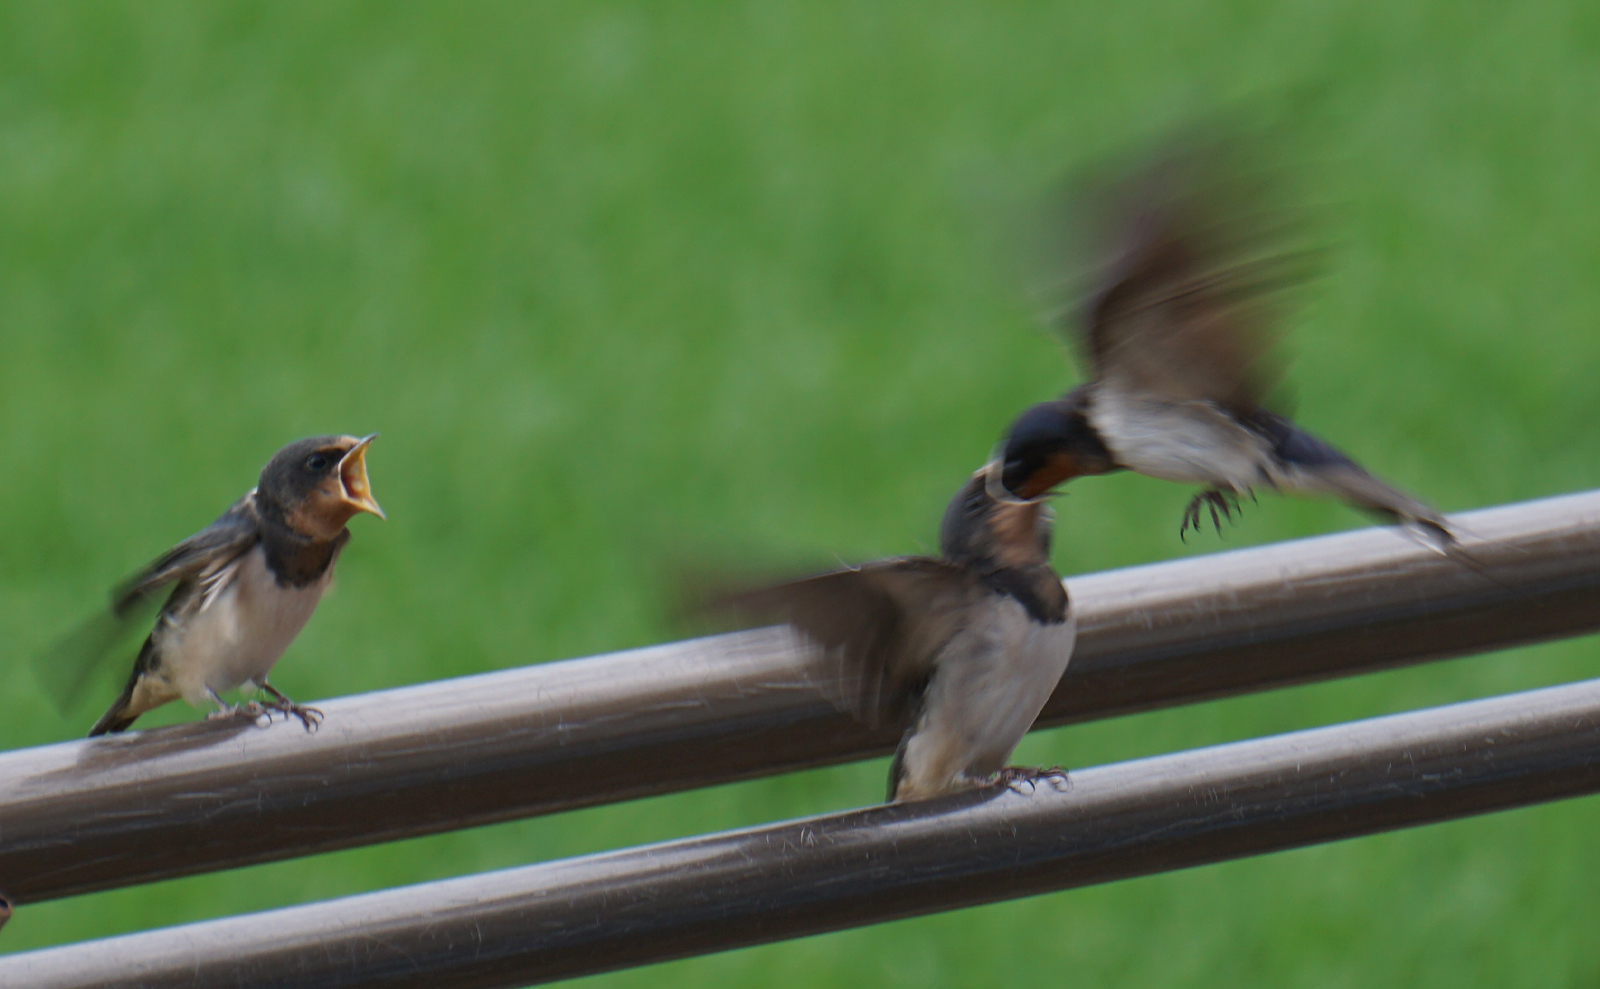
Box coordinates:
[1001,451,1082,502]
[338,434,386,520]
[984,458,1041,506]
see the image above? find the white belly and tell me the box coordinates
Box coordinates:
[1090,386,1271,492]
[900,595,1077,796]
[155,547,332,706]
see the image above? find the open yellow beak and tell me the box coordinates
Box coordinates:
[338,434,385,520]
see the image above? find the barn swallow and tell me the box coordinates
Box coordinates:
[76,435,384,736]
[1001,141,1453,545]
[708,463,1074,802]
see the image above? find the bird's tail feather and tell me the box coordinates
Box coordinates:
[87,686,138,736]
[1289,462,1455,549]
[1260,418,1454,549]
[86,640,158,736]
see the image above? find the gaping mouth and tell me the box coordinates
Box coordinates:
[338,434,386,520]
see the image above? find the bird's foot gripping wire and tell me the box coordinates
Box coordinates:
[1180,488,1245,541]
[258,682,324,732]
[994,765,1071,795]
[204,697,266,722]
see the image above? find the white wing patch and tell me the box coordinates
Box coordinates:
[197,553,245,612]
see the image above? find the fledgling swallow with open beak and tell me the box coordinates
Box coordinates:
[1000,140,1453,546]
[73,435,384,736]
[707,463,1074,802]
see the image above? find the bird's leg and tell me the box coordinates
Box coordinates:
[994,765,1071,795]
[1220,490,1245,526]
[1180,492,1214,541]
[258,681,323,732]
[1179,498,1201,542]
[1211,490,1242,530]
[1180,488,1246,540]
[203,687,264,722]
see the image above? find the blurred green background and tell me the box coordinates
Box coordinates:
[3,1,1599,985]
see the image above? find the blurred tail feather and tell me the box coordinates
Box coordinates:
[1294,462,1455,549]
[87,685,139,737]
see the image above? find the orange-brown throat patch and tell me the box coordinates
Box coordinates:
[288,477,359,543]
[1014,451,1081,500]
[990,499,1049,569]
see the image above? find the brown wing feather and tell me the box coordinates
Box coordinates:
[708,558,981,729]
[1073,139,1309,412]
[111,494,261,616]
[35,494,262,716]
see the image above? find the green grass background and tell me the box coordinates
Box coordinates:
[2,1,1599,985]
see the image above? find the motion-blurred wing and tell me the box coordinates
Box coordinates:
[32,602,162,717]
[708,557,980,729]
[109,494,262,616]
[1072,138,1310,412]
[34,494,261,714]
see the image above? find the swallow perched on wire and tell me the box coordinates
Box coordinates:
[52,435,385,737]
[1000,139,1452,546]
[706,464,1074,802]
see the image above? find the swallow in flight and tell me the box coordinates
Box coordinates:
[999,141,1452,545]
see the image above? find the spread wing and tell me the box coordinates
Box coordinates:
[1069,138,1310,413]
[34,493,262,713]
[706,557,981,729]
[109,493,263,616]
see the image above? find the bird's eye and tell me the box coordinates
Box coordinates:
[304,454,331,473]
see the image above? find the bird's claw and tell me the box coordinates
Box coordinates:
[264,697,323,732]
[995,765,1071,795]
[285,703,323,732]
[1179,489,1244,540]
[256,684,324,732]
